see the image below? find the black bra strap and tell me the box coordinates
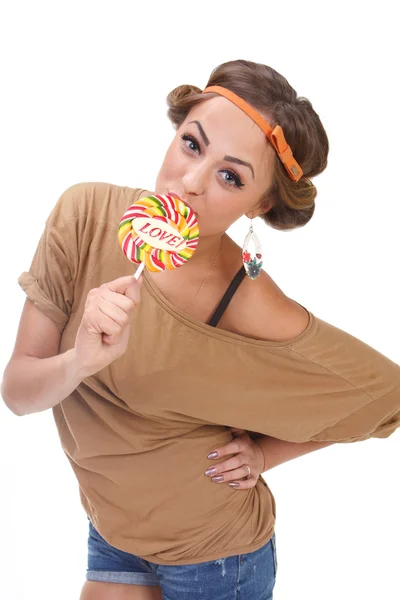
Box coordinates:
[207,265,247,328]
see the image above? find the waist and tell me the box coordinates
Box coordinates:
[57,416,276,562]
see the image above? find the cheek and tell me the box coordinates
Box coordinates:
[201,195,244,229]
[207,196,253,232]
[159,144,185,177]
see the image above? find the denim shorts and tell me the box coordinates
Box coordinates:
[86,518,278,599]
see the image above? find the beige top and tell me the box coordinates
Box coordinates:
[18,182,400,565]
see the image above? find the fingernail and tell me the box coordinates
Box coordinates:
[212,475,224,483]
[229,482,240,488]
[208,451,219,459]
[205,467,217,476]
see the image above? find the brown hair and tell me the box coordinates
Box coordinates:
[166,59,329,231]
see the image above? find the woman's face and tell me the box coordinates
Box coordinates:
[155,96,276,237]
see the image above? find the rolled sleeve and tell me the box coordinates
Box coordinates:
[17,185,82,332]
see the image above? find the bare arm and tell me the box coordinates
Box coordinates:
[2,275,142,416]
[1,299,84,416]
[2,350,85,416]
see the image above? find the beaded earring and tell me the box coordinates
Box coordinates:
[242,218,263,280]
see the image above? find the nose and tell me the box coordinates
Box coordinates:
[181,162,207,197]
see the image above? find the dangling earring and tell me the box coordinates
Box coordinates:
[242,217,263,280]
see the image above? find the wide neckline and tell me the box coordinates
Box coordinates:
[143,268,316,349]
[127,185,317,348]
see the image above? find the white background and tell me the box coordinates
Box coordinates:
[1,1,399,599]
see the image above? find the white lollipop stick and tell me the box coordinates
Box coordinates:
[133,262,145,280]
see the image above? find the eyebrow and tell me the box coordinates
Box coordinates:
[188,120,255,179]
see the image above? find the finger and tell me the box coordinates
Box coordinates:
[98,288,136,315]
[228,478,254,490]
[88,310,124,339]
[103,275,142,304]
[97,298,130,329]
[209,465,253,484]
[83,301,128,342]
[229,427,246,437]
[204,455,243,478]
[103,323,130,346]
[207,439,241,460]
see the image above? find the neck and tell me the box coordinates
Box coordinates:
[149,233,226,282]
[184,233,224,271]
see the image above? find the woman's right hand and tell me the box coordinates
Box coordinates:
[73,274,143,378]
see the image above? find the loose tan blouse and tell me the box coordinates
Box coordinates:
[17,182,400,565]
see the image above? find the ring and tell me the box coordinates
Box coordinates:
[244,464,251,479]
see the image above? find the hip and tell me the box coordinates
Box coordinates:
[87,518,278,599]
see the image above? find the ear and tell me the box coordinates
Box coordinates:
[245,198,273,220]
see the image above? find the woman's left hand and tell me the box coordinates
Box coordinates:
[204,427,265,490]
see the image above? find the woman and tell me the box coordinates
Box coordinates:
[2,59,400,600]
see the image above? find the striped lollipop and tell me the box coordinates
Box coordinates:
[118,194,199,279]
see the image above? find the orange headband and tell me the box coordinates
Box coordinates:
[202,85,303,182]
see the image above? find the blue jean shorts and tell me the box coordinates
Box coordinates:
[86,518,278,599]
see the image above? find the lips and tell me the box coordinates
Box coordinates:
[167,191,182,200]
[167,190,197,215]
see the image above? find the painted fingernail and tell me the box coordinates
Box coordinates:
[205,467,217,476]
[211,475,224,483]
[208,451,219,459]
[229,482,240,488]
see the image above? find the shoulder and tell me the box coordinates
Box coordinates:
[219,268,310,343]
[45,182,99,226]
[45,182,147,229]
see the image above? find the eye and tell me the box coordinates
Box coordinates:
[180,133,200,154]
[219,169,245,189]
[179,132,245,189]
